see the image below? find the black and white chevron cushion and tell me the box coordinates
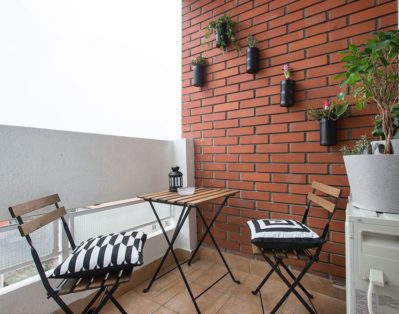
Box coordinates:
[51,230,146,278]
[247,219,324,250]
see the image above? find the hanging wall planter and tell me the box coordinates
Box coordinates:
[280,64,295,107]
[192,55,206,87]
[216,22,229,49]
[320,118,336,146]
[307,95,351,146]
[204,13,240,53]
[246,35,259,74]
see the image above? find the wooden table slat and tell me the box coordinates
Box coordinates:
[154,187,210,202]
[142,191,176,201]
[161,188,221,203]
[188,190,238,205]
[138,190,171,199]
[174,189,230,205]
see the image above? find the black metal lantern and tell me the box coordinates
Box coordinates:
[169,166,183,192]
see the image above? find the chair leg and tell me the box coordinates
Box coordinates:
[92,284,121,314]
[262,254,316,314]
[279,260,314,300]
[109,295,127,314]
[82,287,106,314]
[252,265,277,295]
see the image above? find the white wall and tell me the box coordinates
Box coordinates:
[0,1,181,140]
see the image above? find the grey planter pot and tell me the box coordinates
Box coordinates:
[343,155,399,213]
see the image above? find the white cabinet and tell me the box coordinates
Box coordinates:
[346,202,399,314]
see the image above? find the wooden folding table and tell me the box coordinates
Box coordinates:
[138,187,240,313]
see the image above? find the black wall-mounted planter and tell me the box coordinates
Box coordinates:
[246,47,259,74]
[193,64,206,87]
[280,79,295,107]
[216,23,229,49]
[320,118,337,146]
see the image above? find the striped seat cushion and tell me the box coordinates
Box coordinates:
[247,219,324,250]
[51,231,146,278]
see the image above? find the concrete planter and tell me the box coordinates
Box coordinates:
[343,155,399,213]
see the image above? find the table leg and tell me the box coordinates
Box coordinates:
[188,196,240,284]
[143,202,201,313]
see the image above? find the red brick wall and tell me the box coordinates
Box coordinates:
[182,0,397,280]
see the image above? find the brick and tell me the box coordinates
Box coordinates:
[228,145,255,154]
[271,112,306,124]
[290,142,328,153]
[241,191,270,201]
[256,123,288,134]
[306,0,345,16]
[191,122,213,131]
[240,154,269,163]
[258,201,289,213]
[240,116,270,126]
[273,193,307,205]
[350,2,397,24]
[270,132,305,143]
[291,164,328,174]
[202,129,226,138]
[214,119,239,129]
[256,182,288,193]
[227,90,254,102]
[239,135,269,144]
[273,174,307,184]
[271,153,306,163]
[241,173,270,182]
[289,12,326,32]
[227,127,254,136]
[330,0,374,19]
[257,143,288,153]
[202,112,226,122]
[214,102,239,112]
[330,20,375,41]
[270,10,304,29]
[227,108,254,119]
[256,163,289,173]
[228,163,254,172]
[307,17,347,37]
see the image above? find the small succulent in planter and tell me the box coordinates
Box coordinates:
[246,35,259,74]
[280,64,295,107]
[307,93,351,146]
[204,13,240,53]
[341,136,370,155]
[191,55,207,87]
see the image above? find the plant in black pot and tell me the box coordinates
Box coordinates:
[246,35,259,74]
[307,94,350,146]
[204,13,239,53]
[280,64,295,107]
[192,55,207,87]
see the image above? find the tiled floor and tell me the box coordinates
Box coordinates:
[102,259,345,314]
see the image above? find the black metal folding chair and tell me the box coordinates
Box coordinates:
[247,181,342,314]
[9,194,146,314]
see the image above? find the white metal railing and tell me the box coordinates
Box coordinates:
[0,200,174,288]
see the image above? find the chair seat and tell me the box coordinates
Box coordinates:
[247,219,324,251]
[51,231,146,279]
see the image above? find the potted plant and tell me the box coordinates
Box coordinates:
[337,30,399,213]
[246,35,259,74]
[192,55,206,87]
[280,64,295,107]
[204,13,240,53]
[307,94,351,146]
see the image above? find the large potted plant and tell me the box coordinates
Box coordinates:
[307,95,351,146]
[192,55,206,87]
[204,13,240,53]
[337,30,399,213]
[246,35,259,74]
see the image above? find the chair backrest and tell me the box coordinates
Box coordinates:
[9,194,75,248]
[303,181,342,240]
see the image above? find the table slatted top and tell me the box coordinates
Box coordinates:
[138,187,238,206]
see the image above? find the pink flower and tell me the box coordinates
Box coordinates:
[324,101,330,110]
[283,64,289,72]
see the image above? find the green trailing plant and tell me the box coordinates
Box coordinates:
[372,103,399,140]
[191,55,206,65]
[247,34,258,48]
[307,93,351,121]
[204,13,240,53]
[336,30,399,154]
[341,135,370,155]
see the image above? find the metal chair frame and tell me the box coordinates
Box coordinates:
[9,194,134,314]
[251,181,342,314]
